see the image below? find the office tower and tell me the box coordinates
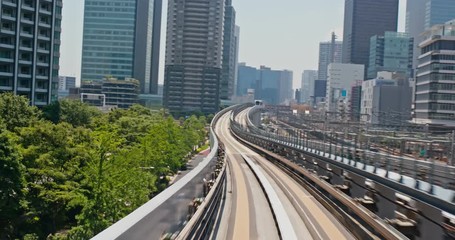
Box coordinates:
[279,70,293,104]
[350,81,362,121]
[58,76,76,91]
[220,0,236,100]
[81,77,139,109]
[367,32,413,79]
[164,0,225,115]
[326,63,364,114]
[150,0,163,94]
[342,0,398,70]
[233,25,240,97]
[318,32,342,81]
[236,63,258,97]
[255,66,292,105]
[361,72,412,124]
[81,0,162,94]
[58,76,76,99]
[300,70,318,103]
[313,80,327,101]
[0,0,62,105]
[414,20,455,127]
[406,0,455,73]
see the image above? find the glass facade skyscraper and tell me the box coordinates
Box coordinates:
[406,0,455,73]
[368,32,413,79]
[0,0,62,105]
[342,0,399,71]
[81,0,162,94]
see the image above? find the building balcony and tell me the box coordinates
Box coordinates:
[3,1,17,7]
[17,87,31,92]
[1,29,16,35]
[0,43,15,49]
[0,57,14,63]
[1,15,16,21]
[0,72,13,77]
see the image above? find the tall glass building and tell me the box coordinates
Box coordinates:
[342,0,399,71]
[368,32,413,79]
[81,0,162,94]
[406,0,455,72]
[0,0,62,105]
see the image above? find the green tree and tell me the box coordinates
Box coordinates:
[0,93,39,133]
[71,130,154,238]
[18,121,91,238]
[0,123,25,239]
[43,99,101,127]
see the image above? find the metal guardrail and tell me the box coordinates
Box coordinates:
[243,108,455,214]
[230,109,407,239]
[91,105,241,240]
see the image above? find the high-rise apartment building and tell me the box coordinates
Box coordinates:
[57,76,76,99]
[0,0,62,105]
[81,0,162,94]
[367,32,413,79]
[414,20,455,127]
[220,0,236,100]
[318,33,342,81]
[326,63,364,113]
[342,0,398,70]
[406,0,455,73]
[164,0,225,115]
[301,70,318,103]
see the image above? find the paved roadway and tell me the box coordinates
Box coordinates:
[214,110,355,240]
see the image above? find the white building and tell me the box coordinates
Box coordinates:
[300,70,318,103]
[414,20,455,127]
[326,63,364,114]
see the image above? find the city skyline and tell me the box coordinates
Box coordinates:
[60,0,408,89]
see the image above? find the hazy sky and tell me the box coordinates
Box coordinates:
[60,0,407,89]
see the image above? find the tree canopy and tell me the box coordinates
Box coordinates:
[0,94,209,239]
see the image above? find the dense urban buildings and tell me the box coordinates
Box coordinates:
[220,0,236,100]
[300,70,317,103]
[361,72,412,124]
[414,20,455,127]
[318,32,342,81]
[326,63,364,115]
[342,0,398,72]
[163,0,225,115]
[367,32,413,79]
[81,0,162,94]
[0,0,62,105]
[406,0,455,73]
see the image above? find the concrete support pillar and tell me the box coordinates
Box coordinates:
[415,201,444,240]
[374,184,396,219]
[316,159,328,177]
[331,166,344,185]
[348,174,366,198]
